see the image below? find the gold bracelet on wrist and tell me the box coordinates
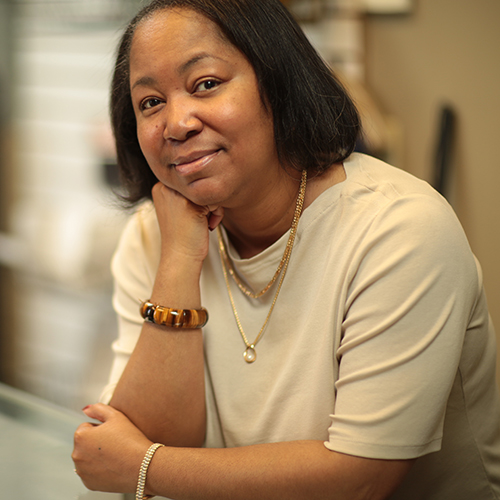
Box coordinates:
[140,300,209,329]
[136,443,164,500]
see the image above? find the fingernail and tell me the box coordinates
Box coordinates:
[82,405,91,411]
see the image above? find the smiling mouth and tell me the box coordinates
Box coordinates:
[171,150,222,176]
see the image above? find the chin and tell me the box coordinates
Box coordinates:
[184,178,231,208]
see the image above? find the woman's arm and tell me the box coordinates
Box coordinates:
[108,263,206,447]
[73,404,413,500]
[108,182,223,447]
[148,441,413,500]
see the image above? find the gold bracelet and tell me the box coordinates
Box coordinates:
[136,443,165,500]
[140,300,209,329]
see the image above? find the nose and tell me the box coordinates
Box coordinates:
[163,98,202,142]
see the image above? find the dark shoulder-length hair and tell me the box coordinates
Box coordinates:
[111,0,361,204]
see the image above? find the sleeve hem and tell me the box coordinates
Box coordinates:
[323,437,442,460]
[99,383,117,404]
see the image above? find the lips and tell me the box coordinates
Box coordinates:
[171,150,221,176]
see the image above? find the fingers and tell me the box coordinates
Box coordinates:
[73,403,153,493]
[152,182,225,258]
[72,423,93,467]
[82,403,119,423]
[73,408,106,450]
[74,421,96,439]
[207,206,224,231]
[152,182,206,222]
[152,182,225,226]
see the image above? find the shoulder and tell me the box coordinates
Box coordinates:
[115,201,159,253]
[111,201,161,290]
[333,154,479,295]
[343,153,443,204]
[340,154,463,237]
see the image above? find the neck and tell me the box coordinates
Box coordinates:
[222,170,302,259]
[221,162,345,259]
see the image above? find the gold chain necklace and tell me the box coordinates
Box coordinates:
[217,170,307,363]
[217,170,307,298]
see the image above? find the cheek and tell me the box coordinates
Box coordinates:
[137,122,163,159]
[213,94,273,145]
[137,128,169,183]
[207,99,241,130]
[239,107,275,150]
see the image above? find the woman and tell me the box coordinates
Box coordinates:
[72,1,500,499]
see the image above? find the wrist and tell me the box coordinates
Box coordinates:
[140,301,208,329]
[161,244,208,268]
[136,443,164,500]
[151,256,203,309]
[158,252,204,278]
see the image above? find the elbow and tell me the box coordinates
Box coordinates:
[110,398,207,448]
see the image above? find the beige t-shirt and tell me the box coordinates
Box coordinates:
[102,153,500,499]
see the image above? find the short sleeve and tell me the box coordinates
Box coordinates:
[324,194,480,459]
[99,203,160,403]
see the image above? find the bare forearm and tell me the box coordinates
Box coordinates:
[146,440,413,500]
[109,257,206,447]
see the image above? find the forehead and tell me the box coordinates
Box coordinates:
[130,8,237,69]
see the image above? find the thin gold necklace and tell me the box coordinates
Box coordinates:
[217,170,307,363]
[217,169,307,298]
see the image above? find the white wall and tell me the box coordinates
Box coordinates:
[3,16,128,409]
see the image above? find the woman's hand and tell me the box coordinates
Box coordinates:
[72,404,153,494]
[152,182,224,264]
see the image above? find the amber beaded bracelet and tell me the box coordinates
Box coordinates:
[140,300,208,329]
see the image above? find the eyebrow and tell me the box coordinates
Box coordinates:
[131,53,225,91]
[178,52,225,74]
[131,76,156,92]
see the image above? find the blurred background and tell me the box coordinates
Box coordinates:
[0,0,499,412]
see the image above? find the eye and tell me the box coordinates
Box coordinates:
[194,79,221,93]
[140,97,163,111]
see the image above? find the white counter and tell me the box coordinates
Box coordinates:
[0,383,123,500]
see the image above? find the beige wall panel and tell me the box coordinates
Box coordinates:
[365,0,500,385]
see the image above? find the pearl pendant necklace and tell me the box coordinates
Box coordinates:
[217,170,307,363]
[243,346,257,363]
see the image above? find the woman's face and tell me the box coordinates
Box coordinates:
[129,8,281,209]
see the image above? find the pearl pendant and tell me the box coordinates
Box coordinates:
[243,346,257,363]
